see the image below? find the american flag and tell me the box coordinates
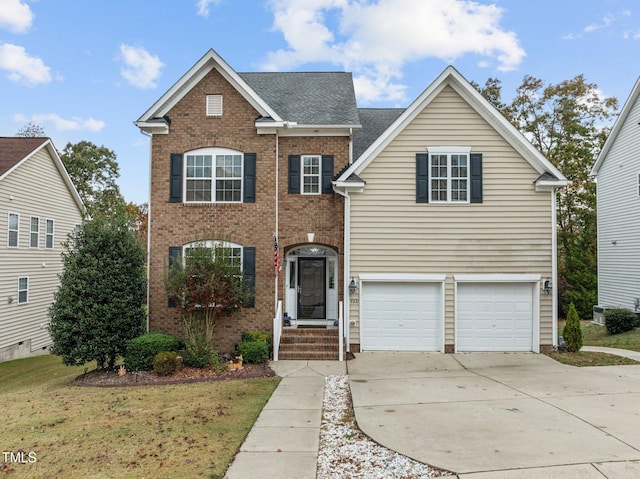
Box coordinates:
[274,234,281,275]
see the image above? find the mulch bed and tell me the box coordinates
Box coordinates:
[75,363,276,387]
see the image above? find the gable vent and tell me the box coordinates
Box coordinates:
[206,94,223,116]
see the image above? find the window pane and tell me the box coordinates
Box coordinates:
[186,179,212,202]
[9,213,18,230]
[9,231,18,247]
[18,277,28,304]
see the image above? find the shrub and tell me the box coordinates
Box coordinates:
[605,308,637,335]
[563,302,583,352]
[241,331,272,348]
[153,351,180,376]
[237,341,269,364]
[124,333,182,371]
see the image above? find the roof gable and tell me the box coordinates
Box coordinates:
[591,76,640,176]
[338,66,567,185]
[136,49,282,132]
[0,136,84,211]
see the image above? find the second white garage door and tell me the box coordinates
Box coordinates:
[456,282,534,352]
[361,282,442,351]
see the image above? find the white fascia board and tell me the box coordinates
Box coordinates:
[454,274,541,282]
[535,179,569,192]
[359,273,447,282]
[259,124,361,137]
[591,75,640,176]
[134,121,169,135]
[136,49,281,125]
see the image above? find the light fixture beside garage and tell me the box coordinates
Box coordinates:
[543,278,552,294]
[349,277,357,294]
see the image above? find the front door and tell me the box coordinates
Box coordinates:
[297,258,326,319]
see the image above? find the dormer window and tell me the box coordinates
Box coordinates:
[206,95,223,117]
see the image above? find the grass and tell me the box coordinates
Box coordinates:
[0,354,279,478]
[549,320,640,367]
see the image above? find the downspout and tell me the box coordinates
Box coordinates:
[551,189,558,347]
[334,186,350,353]
[140,129,152,333]
[275,131,279,311]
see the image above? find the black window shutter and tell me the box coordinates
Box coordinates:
[416,153,429,203]
[167,246,182,307]
[321,155,334,194]
[169,153,183,203]
[288,155,301,194]
[243,153,256,203]
[470,153,483,203]
[243,247,256,308]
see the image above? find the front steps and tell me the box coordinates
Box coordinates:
[277,327,342,360]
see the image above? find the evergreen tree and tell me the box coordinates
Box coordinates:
[49,214,147,369]
[563,302,583,352]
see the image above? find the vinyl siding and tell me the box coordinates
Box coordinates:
[349,85,553,348]
[596,93,640,311]
[0,148,83,352]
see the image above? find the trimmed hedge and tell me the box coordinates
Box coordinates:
[237,341,269,364]
[241,331,272,347]
[153,351,181,376]
[124,333,182,371]
[605,309,637,335]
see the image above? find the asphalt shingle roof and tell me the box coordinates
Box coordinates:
[0,137,48,177]
[239,72,360,126]
[352,108,405,160]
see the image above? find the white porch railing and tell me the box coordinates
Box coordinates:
[273,300,283,361]
[338,300,344,362]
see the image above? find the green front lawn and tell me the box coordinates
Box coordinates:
[548,320,640,367]
[0,354,279,479]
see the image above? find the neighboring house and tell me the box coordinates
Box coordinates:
[591,76,640,320]
[136,49,566,355]
[0,137,84,362]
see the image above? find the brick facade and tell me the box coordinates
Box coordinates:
[148,69,348,353]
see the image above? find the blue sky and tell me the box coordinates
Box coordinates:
[1,0,638,205]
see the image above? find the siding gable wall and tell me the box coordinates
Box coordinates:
[0,148,83,355]
[348,85,553,347]
[595,94,640,310]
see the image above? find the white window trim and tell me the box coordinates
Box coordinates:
[301,155,322,195]
[182,240,244,269]
[206,94,223,117]
[7,212,19,248]
[427,146,471,204]
[18,277,29,304]
[29,216,40,249]
[183,147,244,203]
[45,219,55,249]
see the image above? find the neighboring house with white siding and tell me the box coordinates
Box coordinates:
[591,76,640,318]
[335,66,568,353]
[0,137,83,362]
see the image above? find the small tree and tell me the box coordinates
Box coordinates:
[49,214,147,369]
[563,302,583,352]
[165,239,251,365]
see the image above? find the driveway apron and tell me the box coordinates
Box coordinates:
[348,352,640,475]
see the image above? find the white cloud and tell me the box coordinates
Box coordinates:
[196,0,221,17]
[119,44,164,89]
[27,113,105,132]
[264,0,525,103]
[0,43,51,85]
[0,0,33,33]
[584,14,614,33]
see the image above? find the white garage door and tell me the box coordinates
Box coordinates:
[361,282,442,351]
[457,283,533,352]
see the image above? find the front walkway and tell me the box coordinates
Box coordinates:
[224,360,346,479]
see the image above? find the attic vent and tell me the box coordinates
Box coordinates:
[206,94,223,117]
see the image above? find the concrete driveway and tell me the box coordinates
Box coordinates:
[347,352,640,478]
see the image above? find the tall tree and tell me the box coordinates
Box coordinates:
[49,213,147,369]
[16,121,46,137]
[475,75,618,318]
[59,140,125,218]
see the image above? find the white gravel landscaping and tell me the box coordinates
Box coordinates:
[317,375,452,479]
